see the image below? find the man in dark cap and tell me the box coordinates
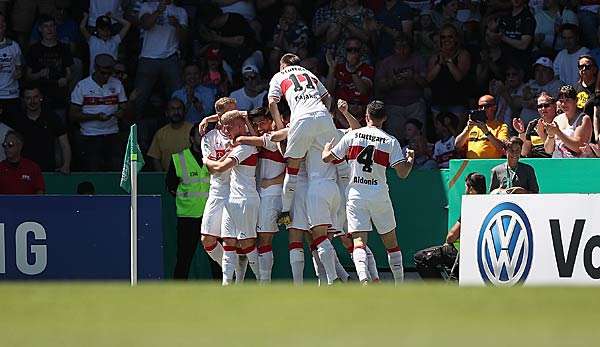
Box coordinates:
[70,54,128,171]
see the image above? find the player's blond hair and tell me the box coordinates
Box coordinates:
[214,97,237,115]
[220,110,244,125]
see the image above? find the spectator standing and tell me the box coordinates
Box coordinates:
[70,54,127,171]
[554,24,590,85]
[80,13,131,74]
[148,98,193,171]
[26,15,74,116]
[270,4,311,69]
[9,85,71,173]
[477,17,508,92]
[534,0,578,51]
[10,0,56,50]
[312,0,346,56]
[134,0,187,115]
[433,112,459,169]
[518,57,561,125]
[201,47,230,97]
[327,38,374,114]
[375,35,427,140]
[495,0,536,70]
[172,63,217,123]
[432,0,462,32]
[513,92,557,158]
[0,13,24,116]
[329,0,374,60]
[414,10,438,58]
[490,136,539,194]
[88,0,123,28]
[577,0,600,49]
[574,55,598,118]
[455,94,509,159]
[229,64,267,111]
[427,24,471,116]
[544,85,593,157]
[373,0,413,59]
[490,64,526,128]
[0,130,45,194]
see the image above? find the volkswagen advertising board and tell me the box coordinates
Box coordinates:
[460,194,600,286]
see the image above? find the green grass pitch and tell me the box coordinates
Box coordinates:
[1,282,599,346]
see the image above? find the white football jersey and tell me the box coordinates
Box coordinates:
[257,133,285,197]
[201,128,231,198]
[331,126,405,200]
[0,39,22,99]
[228,144,259,199]
[268,65,329,122]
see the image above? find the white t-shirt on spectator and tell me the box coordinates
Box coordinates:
[229,87,267,111]
[138,2,188,59]
[534,9,578,50]
[433,136,455,169]
[71,76,127,136]
[554,46,590,86]
[0,39,22,100]
[89,0,123,26]
[220,0,256,21]
[88,35,121,74]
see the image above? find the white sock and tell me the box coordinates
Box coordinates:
[289,244,304,285]
[352,246,369,283]
[311,249,327,286]
[366,246,380,282]
[245,247,260,281]
[387,248,404,285]
[204,242,223,267]
[334,251,349,282]
[222,247,237,286]
[282,169,298,212]
[315,237,338,285]
[258,245,274,283]
[235,252,248,284]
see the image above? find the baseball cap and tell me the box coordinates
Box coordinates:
[206,47,222,61]
[242,64,259,75]
[95,54,116,68]
[96,15,112,29]
[533,57,553,69]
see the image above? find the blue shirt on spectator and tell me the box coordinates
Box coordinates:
[172,85,217,124]
[375,1,412,59]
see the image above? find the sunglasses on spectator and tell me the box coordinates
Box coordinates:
[537,102,553,109]
[2,142,15,148]
[578,64,594,70]
[346,47,361,53]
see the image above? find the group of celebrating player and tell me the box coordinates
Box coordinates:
[198,54,416,286]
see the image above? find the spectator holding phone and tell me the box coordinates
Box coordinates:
[455,94,509,159]
[70,54,127,171]
[544,85,593,157]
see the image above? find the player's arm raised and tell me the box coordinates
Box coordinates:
[392,149,415,179]
[203,156,237,173]
[234,135,264,147]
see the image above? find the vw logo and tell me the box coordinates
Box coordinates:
[477,202,533,286]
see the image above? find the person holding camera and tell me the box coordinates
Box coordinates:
[413,172,487,281]
[454,94,509,159]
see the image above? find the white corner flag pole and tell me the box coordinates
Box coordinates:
[130,150,138,287]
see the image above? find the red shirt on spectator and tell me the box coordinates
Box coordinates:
[0,158,45,194]
[333,63,374,105]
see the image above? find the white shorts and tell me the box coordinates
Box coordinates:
[257,195,282,233]
[223,197,260,240]
[201,196,232,238]
[289,181,309,231]
[347,197,396,235]
[334,186,348,233]
[286,113,337,178]
[307,180,340,229]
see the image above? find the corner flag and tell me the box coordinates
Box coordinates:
[120,124,145,193]
[120,124,144,286]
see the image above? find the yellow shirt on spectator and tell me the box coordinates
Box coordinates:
[466,120,509,159]
[148,122,193,171]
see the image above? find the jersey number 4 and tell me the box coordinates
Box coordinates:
[289,74,315,92]
[357,145,374,172]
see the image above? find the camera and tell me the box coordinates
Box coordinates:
[467,109,487,123]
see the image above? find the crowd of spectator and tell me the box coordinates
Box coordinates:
[1,0,600,182]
